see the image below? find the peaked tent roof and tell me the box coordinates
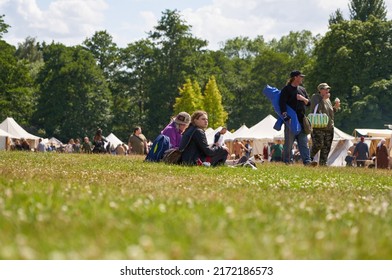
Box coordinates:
[205,128,214,135]
[248,114,281,140]
[206,127,233,145]
[354,128,392,139]
[45,137,63,147]
[0,117,39,140]
[0,128,18,138]
[226,124,250,141]
[334,127,355,141]
[106,133,124,148]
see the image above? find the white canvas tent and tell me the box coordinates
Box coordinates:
[0,117,40,150]
[0,128,17,138]
[225,124,250,141]
[353,128,392,157]
[206,127,233,145]
[354,128,392,139]
[247,115,282,154]
[0,128,19,150]
[0,117,40,140]
[44,137,63,148]
[223,115,281,155]
[206,127,219,145]
[325,127,355,166]
[106,133,125,149]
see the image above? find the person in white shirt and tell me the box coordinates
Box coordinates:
[213,127,227,147]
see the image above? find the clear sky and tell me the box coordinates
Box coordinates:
[2,0,392,50]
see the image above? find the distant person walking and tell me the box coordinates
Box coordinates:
[353,136,369,167]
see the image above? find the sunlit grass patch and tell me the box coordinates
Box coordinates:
[1,151,391,259]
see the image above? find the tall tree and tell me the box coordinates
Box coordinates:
[33,43,112,141]
[310,18,392,131]
[329,9,345,25]
[192,79,204,109]
[145,9,208,137]
[0,41,35,125]
[113,39,155,140]
[269,30,315,57]
[203,76,227,128]
[173,78,203,114]
[82,31,119,79]
[15,37,44,81]
[217,36,268,129]
[349,0,387,21]
[0,14,10,38]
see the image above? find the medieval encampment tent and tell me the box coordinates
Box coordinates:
[325,127,355,166]
[206,127,233,146]
[44,137,63,148]
[0,117,40,150]
[106,133,125,149]
[353,128,392,157]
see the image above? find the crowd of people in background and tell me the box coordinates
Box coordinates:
[6,69,391,169]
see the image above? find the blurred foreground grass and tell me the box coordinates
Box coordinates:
[1,151,391,259]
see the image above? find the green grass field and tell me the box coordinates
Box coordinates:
[1,151,391,260]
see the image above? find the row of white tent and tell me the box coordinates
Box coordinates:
[2,116,392,166]
[206,114,392,166]
[0,117,41,150]
[0,117,128,151]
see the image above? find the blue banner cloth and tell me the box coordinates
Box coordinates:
[262,85,301,135]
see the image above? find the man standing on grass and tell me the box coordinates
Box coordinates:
[128,126,148,155]
[354,136,369,167]
[279,70,315,166]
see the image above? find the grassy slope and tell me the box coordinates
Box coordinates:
[0,151,391,259]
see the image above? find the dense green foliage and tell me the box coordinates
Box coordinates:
[33,44,112,140]
[203,76,228,128]
[1,1,392,142]
[0,41,35,125]
[349,0,387,21]
[0,14,10,38]
[1,152,391,259]
[310,18,392,131]
[174,78,203,115]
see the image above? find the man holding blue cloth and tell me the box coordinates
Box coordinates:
[279,70,315,166]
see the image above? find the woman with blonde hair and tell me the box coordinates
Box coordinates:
[179,110,229,166]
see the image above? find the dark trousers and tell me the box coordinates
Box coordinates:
[210,149,229,166]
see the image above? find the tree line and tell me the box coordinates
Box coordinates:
[1,0,391,142]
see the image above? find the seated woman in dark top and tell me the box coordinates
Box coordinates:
[179,110,229,166]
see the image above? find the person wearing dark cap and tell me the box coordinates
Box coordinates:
[279,70,314,165]
[353,136,369,167]
[161,112,191,148]
[309,83,341,166]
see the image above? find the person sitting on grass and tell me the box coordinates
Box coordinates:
[161,112,191,148]
[179,110,229,166]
